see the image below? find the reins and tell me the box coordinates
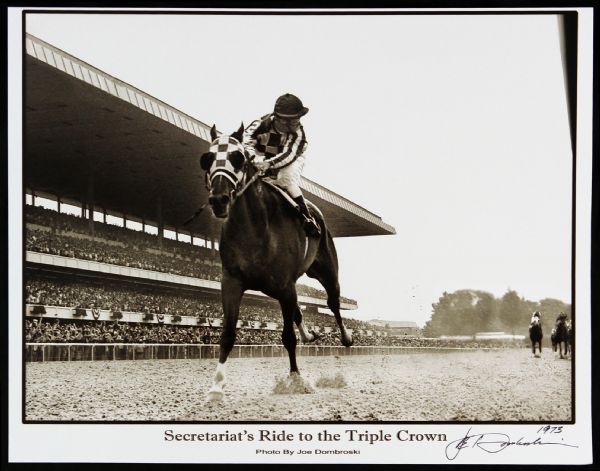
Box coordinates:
[182,163,264,227]
[236,167,265,197]
[182,203,209,226]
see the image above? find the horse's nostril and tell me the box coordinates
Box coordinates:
[209,194,230,206]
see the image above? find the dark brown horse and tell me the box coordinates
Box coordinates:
[566,320,573,357]
[552,314,569,359]
[199,124,353,401]
[529,317,543,357]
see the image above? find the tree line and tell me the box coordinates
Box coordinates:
[422,289,571,337]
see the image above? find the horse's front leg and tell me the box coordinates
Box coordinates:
[207,275,244,402]
[279,293,300,374]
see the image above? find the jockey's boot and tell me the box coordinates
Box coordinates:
[293,196,321,237]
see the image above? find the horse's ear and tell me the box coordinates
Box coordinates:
[200,152,215,171]
[231,122,244,142]
[230,152,245,171]
[210,125,218,142]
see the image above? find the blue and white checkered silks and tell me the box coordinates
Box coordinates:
[207,135,247,189]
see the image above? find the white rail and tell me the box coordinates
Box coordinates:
[25,343,496,362]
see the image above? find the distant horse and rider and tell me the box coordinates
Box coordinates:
[551,312,570,359]
[197,124,352,401]
[529,311,543,358]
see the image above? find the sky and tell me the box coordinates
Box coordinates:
[24,11,574,326]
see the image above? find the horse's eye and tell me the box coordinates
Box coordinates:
[200,152,215,170]
[229,151,245,171]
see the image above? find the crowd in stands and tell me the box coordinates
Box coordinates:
[25,318,276,345]
[26,276,276,323]
[26,205,356,303]
[25,318,519,349]
[26,274,382,334]
[26,318,206,344]
[26,229,222,280]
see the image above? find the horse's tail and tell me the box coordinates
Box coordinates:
[306,211,340,312]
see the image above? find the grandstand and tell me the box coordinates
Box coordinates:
[24,33,398,352]
[368,320,422,337]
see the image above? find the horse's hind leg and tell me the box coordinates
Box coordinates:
[207,274,244,402]
[307,234,352,347]
[293,304,319,343]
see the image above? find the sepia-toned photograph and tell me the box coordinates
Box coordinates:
[8,6,595,466]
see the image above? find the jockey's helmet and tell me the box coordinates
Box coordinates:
[274,93,309,118]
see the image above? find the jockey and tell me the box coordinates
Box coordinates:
[242,93,321,237]
[530,311,541,325]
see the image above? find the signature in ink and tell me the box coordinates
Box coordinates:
[445,427,578,461]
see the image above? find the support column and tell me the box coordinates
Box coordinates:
[87,174,95,235]
[157,196,164,249]
[52,195,60,234]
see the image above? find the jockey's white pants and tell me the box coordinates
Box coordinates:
[270,154,305,199]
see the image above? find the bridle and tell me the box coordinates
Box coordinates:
[204,135,265,199]
[204,135,247,194]
[183,135,263,226]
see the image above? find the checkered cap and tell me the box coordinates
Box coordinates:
[207,135,246,187]
[209,134,246,159]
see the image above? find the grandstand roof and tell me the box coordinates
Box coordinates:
[24,34,396,239]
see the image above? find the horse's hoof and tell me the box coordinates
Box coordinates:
[340,333,353,347]
[207,389,224,402]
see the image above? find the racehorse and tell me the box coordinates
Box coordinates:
[552,316,569,359]
[199,124,353,401]
[566,320,573,357]
[529,316,543,357]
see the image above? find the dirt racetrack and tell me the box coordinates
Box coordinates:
[25,348,572,422]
